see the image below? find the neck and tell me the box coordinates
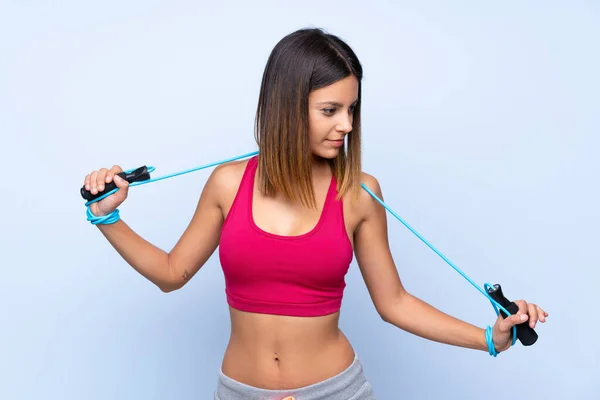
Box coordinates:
[310,155,333,178]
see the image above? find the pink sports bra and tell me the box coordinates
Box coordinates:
[219,156,354,317]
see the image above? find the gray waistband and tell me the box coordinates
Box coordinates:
[214,355,375,400]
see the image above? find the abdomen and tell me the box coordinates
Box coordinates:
[220,307,356,390]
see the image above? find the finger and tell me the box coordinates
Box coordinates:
[527,303,539,328]
[90,170,98,194]
[96,168,108,192]
[107,165,123,183]
[84,174,91,191]
[514,299,528,314]
[113,173,129,198]
[113,173,129,187]
[537,306,548,322]
[499,312,528,333]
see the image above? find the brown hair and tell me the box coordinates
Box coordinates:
[254,28,363,208]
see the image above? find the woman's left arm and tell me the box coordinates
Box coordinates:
[353,174,548,353]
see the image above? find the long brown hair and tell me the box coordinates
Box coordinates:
[254,28,363,208]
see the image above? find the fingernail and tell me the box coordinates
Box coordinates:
[520,314,528,321]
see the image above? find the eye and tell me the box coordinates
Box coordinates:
[322,108,336,116]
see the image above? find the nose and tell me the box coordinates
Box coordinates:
[336,113,353,134]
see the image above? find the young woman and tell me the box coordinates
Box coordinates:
[82,28,547,400]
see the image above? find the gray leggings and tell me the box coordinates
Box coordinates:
[214,355,375,400]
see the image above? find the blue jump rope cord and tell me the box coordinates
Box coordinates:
[84,150,515,355]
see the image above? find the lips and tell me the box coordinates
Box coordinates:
[327,139,345,147]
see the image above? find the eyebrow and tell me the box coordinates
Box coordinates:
[315,99,359,107]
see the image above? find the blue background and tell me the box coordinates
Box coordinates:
[1,1,598,399]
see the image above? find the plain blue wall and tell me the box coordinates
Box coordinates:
[1,1,598,399]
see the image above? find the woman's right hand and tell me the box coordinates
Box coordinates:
[84,165,130,217]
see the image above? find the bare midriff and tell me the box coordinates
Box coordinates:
[220,306,356,390]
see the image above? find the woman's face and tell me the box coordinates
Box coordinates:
[307,75,359,160]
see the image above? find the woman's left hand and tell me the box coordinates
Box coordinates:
[492,300,548,353]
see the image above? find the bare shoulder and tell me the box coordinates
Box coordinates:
[205,158,251,209]
[359,172,382,196]
[209,159,249,191]
[356,171,384,218]
[343,171,384,233]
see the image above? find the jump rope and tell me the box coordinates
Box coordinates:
[80,150,538,356]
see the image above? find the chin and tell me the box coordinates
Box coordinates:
[312,148,340,160]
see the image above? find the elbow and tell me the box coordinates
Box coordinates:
[159,283,181,293]
[378,307,394,324]
[377,291,410,325]
[158,277,186,293]
[378,305,403,327]
[375,301,393,323]
[158,253,184,293]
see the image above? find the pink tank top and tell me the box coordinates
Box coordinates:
[219,156,354,317]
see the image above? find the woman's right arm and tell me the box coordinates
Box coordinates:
[86,164,227,292]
